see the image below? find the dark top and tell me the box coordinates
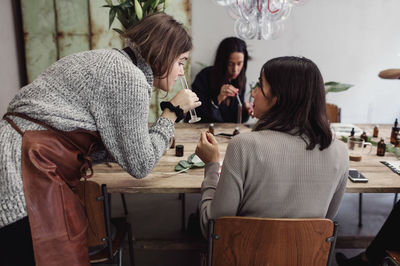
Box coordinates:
[186,66,249,123]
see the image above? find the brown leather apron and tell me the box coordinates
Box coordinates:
[3,112,104,266]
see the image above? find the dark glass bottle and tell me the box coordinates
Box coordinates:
[360,131,368,142]
[377,138,386,156]
[233,127,240,136]
[209,123,215,135]
[349,128,355,138]
[373,125,379,138]
[391,119,399,144]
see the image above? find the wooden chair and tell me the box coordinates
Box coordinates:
[326,103,341,123]
[74,180,135,266]
[384,250,400,266]
[206,216,338,266]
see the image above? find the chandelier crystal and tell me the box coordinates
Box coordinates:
[213,0,305,40]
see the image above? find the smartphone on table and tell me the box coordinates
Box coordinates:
[348,169,368,183]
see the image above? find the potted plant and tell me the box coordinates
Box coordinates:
[324,81,353,123]
[103,0,168,33]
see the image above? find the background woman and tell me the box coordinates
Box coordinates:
[187,37,253,123]
[0,13,199,266]
[195,56,349,237]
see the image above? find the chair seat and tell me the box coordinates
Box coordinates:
[386,250,400,265]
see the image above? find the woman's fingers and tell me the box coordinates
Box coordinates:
[170,89,201,113]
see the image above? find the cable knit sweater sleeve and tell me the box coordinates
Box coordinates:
[199,140,244,236]
[90,51,174,179]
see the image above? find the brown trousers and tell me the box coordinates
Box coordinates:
[4,112,103,266]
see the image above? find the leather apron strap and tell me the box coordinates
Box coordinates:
[3,112,103,266]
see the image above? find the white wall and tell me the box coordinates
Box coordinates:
[192,0,400,124]
[0,1,20,115]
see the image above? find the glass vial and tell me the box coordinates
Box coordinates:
[373,125,379,138]
[377,138,386,156]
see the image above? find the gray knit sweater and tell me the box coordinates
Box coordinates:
[199,130,349,237]
[0,48,174,227]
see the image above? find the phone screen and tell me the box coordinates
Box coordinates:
[348,169,368,183]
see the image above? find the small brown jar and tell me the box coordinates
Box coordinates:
[175,145,184,157]
[377,138,386,156]
[373,125,379,138]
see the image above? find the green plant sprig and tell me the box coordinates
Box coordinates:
[175,153,205,172]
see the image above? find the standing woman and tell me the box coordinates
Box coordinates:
[196,56,349,237]
[0,13,200,266]
[187,37,253,123]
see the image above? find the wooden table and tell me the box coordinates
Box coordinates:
[93,123,400,194]
[92,123,400,247]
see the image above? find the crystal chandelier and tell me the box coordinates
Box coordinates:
[213,0,305,40]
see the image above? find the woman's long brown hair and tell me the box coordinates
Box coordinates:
[254,56,332,150]
[122,13,192,79]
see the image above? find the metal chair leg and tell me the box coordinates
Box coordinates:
[121,193,128,215]
[394,193,398,207]
[118,247,123,266]
[358,193,363,227]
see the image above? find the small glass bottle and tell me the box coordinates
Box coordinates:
[233,127,240,136]
[396,135,400,148]
[349,128,355,138]
[391,119,399,144]
[209,123,215,135]
[377,138,386,156]
[360,131,368,142]
[373,125,379,138]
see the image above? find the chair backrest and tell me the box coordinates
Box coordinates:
[74,181,113,258]
[207,216,338,266]
[326,103,341,123]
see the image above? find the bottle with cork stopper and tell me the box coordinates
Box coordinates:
[390,118,399,144]
[377,138,386,156]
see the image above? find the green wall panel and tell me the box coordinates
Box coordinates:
[21,0,57,83]
[56,0,91,57]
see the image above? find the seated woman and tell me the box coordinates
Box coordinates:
[186,37,253,123]
[195,56,349,237]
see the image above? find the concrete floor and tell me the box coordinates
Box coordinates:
[106,192,396,266]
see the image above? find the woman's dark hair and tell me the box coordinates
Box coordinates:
[210,37,248,99]
[122,13,192,79]
[253,56,332,150]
